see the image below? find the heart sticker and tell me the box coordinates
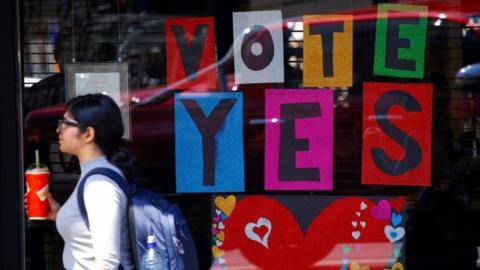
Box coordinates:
[389,197,405,213]
[350,262,371,270]
[352,221,358,227]
[352,231,361,240]
[391,262,404,270]
[210,264,222,270]
[393,247,402,258]
[217,231,225,241]
[384,225,405,242]
[360,201,367,210]
[371,200,391,220]
[212,246,225,258]
[215,195,236,216]
[245,217,272,249]
[391,213,403,227]
[360,221,366,228]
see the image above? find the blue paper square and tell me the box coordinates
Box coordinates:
[175,92,244,192]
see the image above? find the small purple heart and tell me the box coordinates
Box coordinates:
[212,228,220,235]
[213,216,221,223]
[370,200,391,220]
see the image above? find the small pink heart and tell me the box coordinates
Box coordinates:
[210,263,222,270]
[370,200,391,220]
[212,228,220,235]
[213,215,221,223]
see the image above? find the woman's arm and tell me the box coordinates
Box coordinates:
[45,191,61,221]
[84,175,127,269]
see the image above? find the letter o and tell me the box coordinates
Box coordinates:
[241,25,275,71]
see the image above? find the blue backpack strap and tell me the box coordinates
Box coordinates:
[77,167,131,229]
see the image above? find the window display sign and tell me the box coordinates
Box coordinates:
[65,62,131,139]
[362,82,433,186]
[166,17,217,90]
[175,92,244,193]
[373,4,428,79]
[211,195,406,270]
[303,15,353,87]
[232,10,284,84]
[265,89,333,190]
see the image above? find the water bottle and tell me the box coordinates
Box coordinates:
[140,235,168,270]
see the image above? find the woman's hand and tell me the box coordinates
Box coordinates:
[24,191,61,221]
[45,191,61,221]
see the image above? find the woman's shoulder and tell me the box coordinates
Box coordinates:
[83,157,125,178]
[83,163,126,192]
[83,172,128,202]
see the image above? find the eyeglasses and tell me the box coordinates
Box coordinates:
[56,118,82,133]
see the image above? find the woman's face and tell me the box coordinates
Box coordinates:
[57,111,84,155]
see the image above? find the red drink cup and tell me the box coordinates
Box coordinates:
[25,164,50,220]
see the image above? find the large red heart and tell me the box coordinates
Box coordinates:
[222,196,393,270]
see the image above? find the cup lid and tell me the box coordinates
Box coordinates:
[26,163,50,173]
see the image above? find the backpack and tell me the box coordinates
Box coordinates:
[77,167,199,270]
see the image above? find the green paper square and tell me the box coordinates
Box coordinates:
[373,4,428,79]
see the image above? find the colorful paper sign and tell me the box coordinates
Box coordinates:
[265,89,333,190]
[175,92,244,192]
[166,17,217,90]
[232,10,284,84]
[212,195,406,270]
[373,4,428,78]
[362,82,433,186]
[303,15,353,87]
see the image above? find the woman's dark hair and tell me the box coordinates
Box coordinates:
[66,93,135,182]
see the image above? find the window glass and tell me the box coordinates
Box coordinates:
[21,0,480,269]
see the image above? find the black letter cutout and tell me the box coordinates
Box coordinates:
[171,24,209,80]
[241,25,275,71]
[279,103,321,181]
[181,99,237,186]
[309,22,344,77]
[372,90,422,176]
[385,14,419,71]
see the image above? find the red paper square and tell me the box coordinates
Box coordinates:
[362,82,432,186]
[166,17,217,90]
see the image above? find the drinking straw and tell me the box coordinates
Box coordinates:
[35,149,40,169]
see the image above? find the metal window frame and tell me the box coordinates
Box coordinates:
[0,0,26,269]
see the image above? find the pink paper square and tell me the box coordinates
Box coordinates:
[265,89,333,190]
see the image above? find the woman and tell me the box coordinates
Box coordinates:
[44,93,135,270]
